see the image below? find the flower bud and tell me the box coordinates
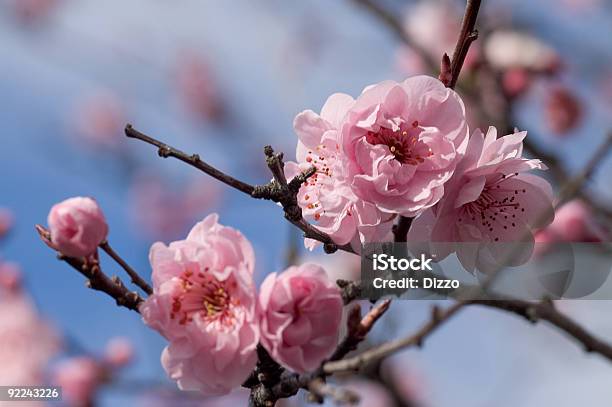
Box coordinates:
[47,197,108,258]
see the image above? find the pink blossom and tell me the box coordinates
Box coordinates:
[72,90,126,148]
[545,86,582,135]
[340,76,469,216]
[285,93,394,250]
[536,200,608,244]
[408,127,554,273]
[104,337,134,368]
[140,214,258,395]
[258,263,343,373]
[0,261,22,292]
[47,197,108,258]
[0,208,14,240]
[53,357,103,407]
[175,52,224,122]
[0,285,60,387]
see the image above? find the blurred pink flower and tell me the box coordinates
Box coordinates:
[47,197,108,258]
[340,76,469,217]
[129,174,221,240]
[395,46,427,76]
[404,1,479,70]
[502,68,532,98]
[72,90,126,148]
[104,337,134,368]
[11,0,58,25]
[0,261,22,292]
[175,52,224,122]
[536,200,608,244]
[545,86,583,135]
[286,92,394,250]
[53,357,103,407]
[140,214,258,395]
[0,284,60,387]
[0,208,14,241]
[484,31,560,74]
[259,263,343,373]
[408,127,554,273]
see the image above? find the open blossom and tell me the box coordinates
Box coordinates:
[408,127,554,273]
[140,214,258,395]
[340,76,469,216]
[286,94,394,250]
[47,197,108,258]
[536,200,608,244]
[259,263,343,373]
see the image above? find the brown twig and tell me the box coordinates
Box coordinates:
[448,0,482,89]
[125,124,256,195]
[469,299,612,362]
[308,378,360,405]
[36,225,143,312]
[126,126,355,255]
[323,303,464,374]
[99,240,153,295]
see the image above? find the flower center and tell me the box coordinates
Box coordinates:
[365,121,433,165]
[170,267,239,327]
[458,173,528,241]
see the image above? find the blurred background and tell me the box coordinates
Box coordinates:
[1,0,612,406]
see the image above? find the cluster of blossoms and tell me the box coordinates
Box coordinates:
[139,214,343,394]
[40,75,570,397]
[288,75,555,271]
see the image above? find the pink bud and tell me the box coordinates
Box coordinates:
[47,197,108,258]
[104,337,134,368]
[259,263,343,373]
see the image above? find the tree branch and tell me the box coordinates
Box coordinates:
[125,124,256,195]
[99,240,153,295]
[36,225,144,312]
[448,0,482,89]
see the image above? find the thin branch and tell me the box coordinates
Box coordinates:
[323,303,464,374]
[36,225,143,312]
[125,124,256,195]
[308,378,360,405]
[448,0,482,89]
[470,299,612,362]
[99,240,153,295]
